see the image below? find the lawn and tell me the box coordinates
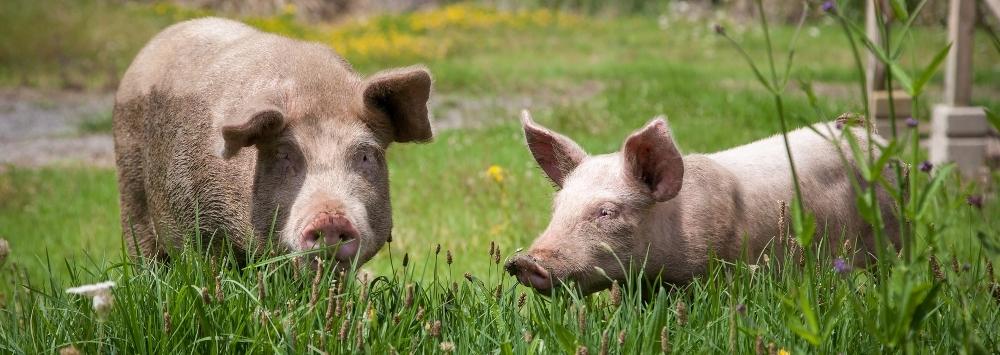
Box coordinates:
[1,1,999,353]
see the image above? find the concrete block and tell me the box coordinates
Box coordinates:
[931,105,989,137]
[870,90,912,119]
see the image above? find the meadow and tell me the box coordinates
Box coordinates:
[0,1,999,353]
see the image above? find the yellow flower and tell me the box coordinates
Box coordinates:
[487,165,504,183]
[778,349,790,355]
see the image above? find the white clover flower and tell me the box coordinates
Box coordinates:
[66,281,115,320]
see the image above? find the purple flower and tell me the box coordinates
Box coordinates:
[822,1,836,13]
[905,117,918,128]
[713,24,725,35]
[833,258,851,274]
[967,195,983,209]
[919,161,933,173]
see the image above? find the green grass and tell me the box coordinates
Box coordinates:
[1,1,999,353]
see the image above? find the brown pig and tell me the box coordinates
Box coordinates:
[113,18,433,267]
[506,110,899,294]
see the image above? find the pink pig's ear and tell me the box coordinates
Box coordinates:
[219,105,286,159]
[363,66,433,143]
[622,117,684,202]
[521,110,587,188]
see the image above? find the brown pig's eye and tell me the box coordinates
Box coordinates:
[597,205,619,219]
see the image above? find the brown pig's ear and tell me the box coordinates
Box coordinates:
[622,117,684,202]
[363,66,433,143]
[521,110,587,188]
[219,106,286,159]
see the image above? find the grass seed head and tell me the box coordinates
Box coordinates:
[404,284,414,308]
[988,260,995,283]
[292,256,301,279]
[768,342,776,355]
[338,318,349,341]
[0,239,9,265]
[162,306,171,334]
[257,271,266,301]
[610,280,621,307]
[755,336,763,355]
[309,258,324,308]
[660,326,670,354]
[200,286,212,304]
[617,330,626,345]
[214,274,224,303]
[601,330,610,355]
[493,246,501,264]
[416,306,425,321]
[402,253,409,268]
[435,244,441,255]
[951,255,960,274]
[440,341,455,353]
[676,301,688,326]
[576,345,589,355]
[577,306,586,332]
[517,292,527,309]
[59,346,80,355]
[930,254,944,281]
[446,250,453,265]
[523,330,533,342]
[431,320,442,337]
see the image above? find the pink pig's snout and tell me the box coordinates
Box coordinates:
[505,254,555,294]
[301,211,359,261]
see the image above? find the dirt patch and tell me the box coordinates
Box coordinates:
[0,89,115,169]
[0,81,604,169]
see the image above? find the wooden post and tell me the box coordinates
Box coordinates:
[864,0,885,95]
[943,0,976,106]
[866,0,912,135]
[931,0,989,178]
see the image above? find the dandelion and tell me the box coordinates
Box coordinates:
[967,195,984,209]
[487,164,505,183]
[517,292,527,309]
[576,345,589,355]
[905,117,918,128]
[446,250,453,265]
[439,341,456,352]
[676,300,688,326]
[833,258,851,274]
[778,348,790,355]
[617,330,626,345]
[66,281,115,319]
[610,280,621,307]
[59,345,80,355]
[660,326,670,353]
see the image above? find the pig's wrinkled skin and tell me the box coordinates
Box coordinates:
[507,110,899,295]
[113,18,433,267]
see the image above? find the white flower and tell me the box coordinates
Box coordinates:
[67,281,115,319]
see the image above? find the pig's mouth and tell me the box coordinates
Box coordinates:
[505,254,558,294]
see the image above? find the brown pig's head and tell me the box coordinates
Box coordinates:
[507,110,684,295]
[218,64,433,268]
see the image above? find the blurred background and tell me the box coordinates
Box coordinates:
[0,0,997,280]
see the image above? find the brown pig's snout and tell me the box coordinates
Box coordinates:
[505,253,555,293]
[301,211,359,261]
